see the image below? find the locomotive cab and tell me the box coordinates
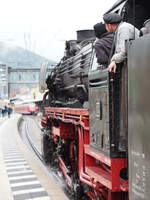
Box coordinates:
[88,0,150,158]
[89,0,150,199]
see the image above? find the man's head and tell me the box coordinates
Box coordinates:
[93,22,107,39]
[103,13,122,33]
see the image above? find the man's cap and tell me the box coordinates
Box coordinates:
[93,22,107,38]
[103,13,122,24]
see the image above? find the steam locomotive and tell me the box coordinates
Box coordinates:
[40,0,150,199]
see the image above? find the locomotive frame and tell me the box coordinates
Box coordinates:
[41,107,128,199]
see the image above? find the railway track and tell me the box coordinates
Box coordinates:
[25,121,43,161]
[20,116,73,200]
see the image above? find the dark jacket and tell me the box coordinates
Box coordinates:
[94,32,114,65]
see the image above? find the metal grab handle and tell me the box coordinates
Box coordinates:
[89,80,108,87]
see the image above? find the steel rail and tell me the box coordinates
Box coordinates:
[25,121,43,162]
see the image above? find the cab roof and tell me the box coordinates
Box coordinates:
[105,0,126,13]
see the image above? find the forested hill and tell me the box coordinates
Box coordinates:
[0,42,56,68]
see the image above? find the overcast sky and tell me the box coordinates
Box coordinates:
[0,0,116,62]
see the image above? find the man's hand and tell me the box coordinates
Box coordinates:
[108,61,117,73]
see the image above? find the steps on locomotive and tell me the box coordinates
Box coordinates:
[0,115,68,200]
[84,144,128,192]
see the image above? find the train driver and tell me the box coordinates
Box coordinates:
[103,13,139,73]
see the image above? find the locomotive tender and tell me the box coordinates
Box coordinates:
[40,0,150,199]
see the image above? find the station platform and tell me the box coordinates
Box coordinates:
[0,115,68,200]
